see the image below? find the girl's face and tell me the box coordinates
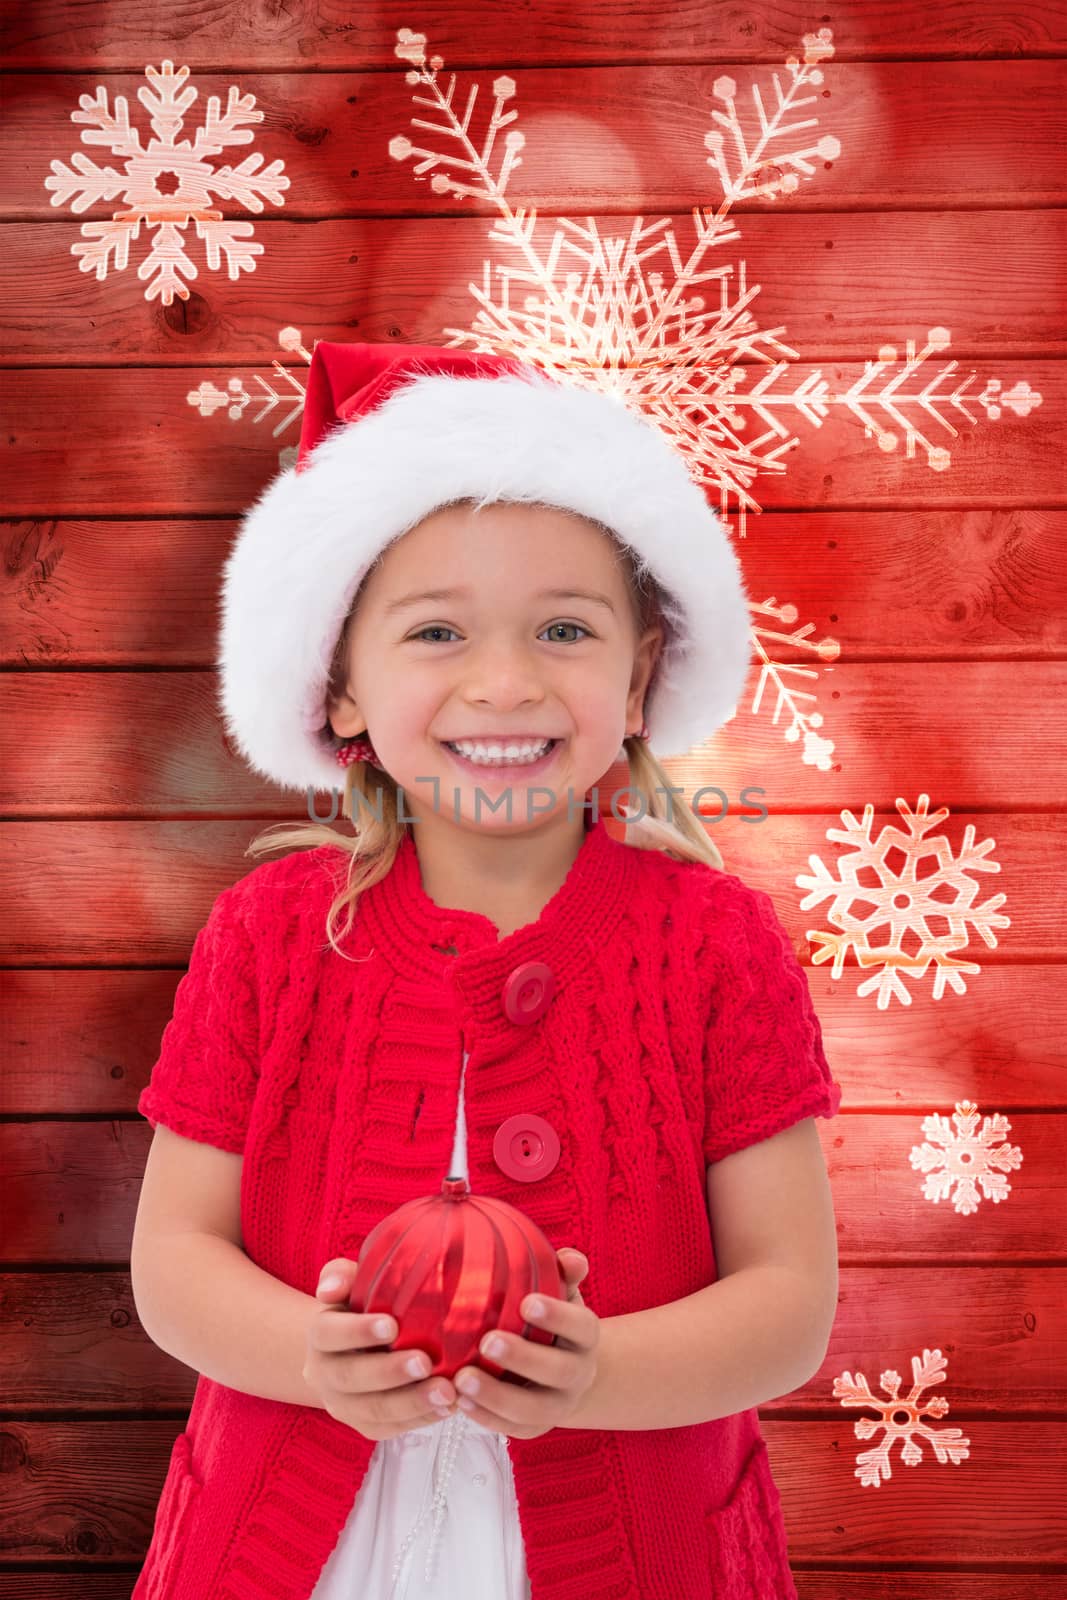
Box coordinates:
[327,501,662,833]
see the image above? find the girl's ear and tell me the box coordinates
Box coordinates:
[326,682,362,735]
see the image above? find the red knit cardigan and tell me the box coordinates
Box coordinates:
[133,814,843,1600]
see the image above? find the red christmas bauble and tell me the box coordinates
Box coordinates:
[350,1175,566,1384]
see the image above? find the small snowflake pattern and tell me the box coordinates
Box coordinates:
[750,596,840,771]
[909,1098,1023,1215]
[187,325,312,463]
[796,793,1010,1007]
[833,1347,971,1488]
[44,60,289,306]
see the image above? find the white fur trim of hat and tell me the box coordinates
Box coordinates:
[218,344,752,794]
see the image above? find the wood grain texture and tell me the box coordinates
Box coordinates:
[5,1267,1066,1409]
[3,363,1065,515]
[3,662,1067,813]
[1,0,1064,1591]
[2,2,1066,66]
[1,211,1065,364]
[0,1418,1063,1566]
[4,512,1066,666]
[2,1117,1066,1265]
[1,814,1065,961]
[5,959,1066,1116]
[0,1577,1061,1600]
[2,61,1067,222]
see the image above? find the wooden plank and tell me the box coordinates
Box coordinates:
[3,62,1067,220]
[3,1267,1063,1412]
[4,512,1065,667]
[4,363,1062,516]
[777,1420,1067,1564]
[0,1579,1062,1600]
[3,961,1066,1119]
[1,1114,1064,1264]
[3,210,1065,364]
[2,4,1065,67]
[1,6,1062,1594]
[0,821,267,963]
[2,663,1066,814]
[807,1578,1061,1599]
[0,1419,1062,1565]
[2,815,1064,964]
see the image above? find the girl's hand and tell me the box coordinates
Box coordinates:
[453,1247,599,1440]
[303,1264,459,1442]
[309,1247,598,1442]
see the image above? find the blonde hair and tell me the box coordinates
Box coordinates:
[245,500,727,959]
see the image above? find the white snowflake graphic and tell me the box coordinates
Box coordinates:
[795,793,1011,1007]
[389,25,1041,539]
[187,325,311,466]
[909,1099,1023,1215]
[833,1347,971,1489]
[188,25,1041,770]
[44,60,289,306]
[749,597,840,770]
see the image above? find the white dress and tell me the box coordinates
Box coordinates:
[310,1051,533,1599]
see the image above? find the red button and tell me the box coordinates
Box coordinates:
[502,961,555,1024]
[493,1114,561,1182]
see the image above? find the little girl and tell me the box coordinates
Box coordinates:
[131,339,843,1600]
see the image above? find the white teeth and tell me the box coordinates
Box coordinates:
[445,739,553,765]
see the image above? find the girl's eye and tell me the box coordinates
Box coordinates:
[542,622,589,643]
[409,622,590,644]
[411,626,459,643]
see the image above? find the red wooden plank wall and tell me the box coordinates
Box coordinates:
[2,2,1066,1595]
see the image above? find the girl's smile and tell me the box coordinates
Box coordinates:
[439,736,564,778]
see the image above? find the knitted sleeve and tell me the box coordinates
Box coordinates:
[137,884,260,1155]
[702,878,843,1165]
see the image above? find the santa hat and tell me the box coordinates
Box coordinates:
[218,340,752,794]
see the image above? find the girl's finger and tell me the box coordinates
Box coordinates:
[462,1318,584,1392]
[340,1351,457,1408]
[315,1260,359,1298]
[311,1311,398,1353]
[555,1250,589,1305]
[521,1292,595,1349]
[453,1366,547,1430]
[450,1392,504,1432]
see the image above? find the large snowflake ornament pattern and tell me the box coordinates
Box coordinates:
[389,25,840,539]
[389,25,1041,539]
[44,61,289,306]
[833,1348,971,1489]
[184,23,1040,772]
[909,1099,1023,1215]
[795,794,1011,1007]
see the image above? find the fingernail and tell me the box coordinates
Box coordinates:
[374,1316,397,1339]
[317,1274,344,1295]
[524,1297,545,1319]
[406,1354,430,1379]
